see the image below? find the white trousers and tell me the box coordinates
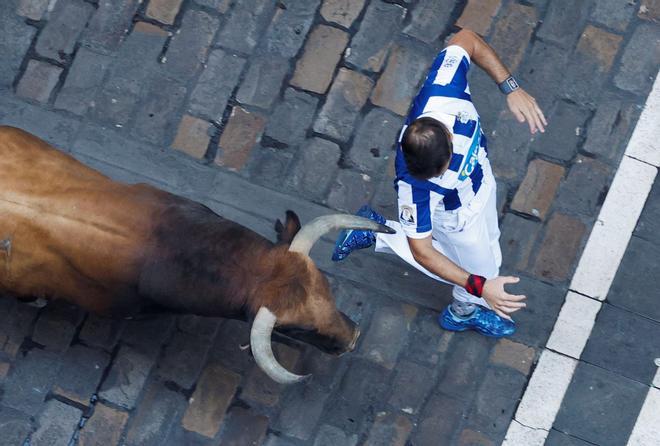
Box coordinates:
[375,183,501,307]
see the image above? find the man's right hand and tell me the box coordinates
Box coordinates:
[482,276,527,320]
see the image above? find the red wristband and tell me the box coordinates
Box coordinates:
[465,274,486,297]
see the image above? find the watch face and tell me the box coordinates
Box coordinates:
[507,78,519,89]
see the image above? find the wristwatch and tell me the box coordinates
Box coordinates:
[498,76,520,95]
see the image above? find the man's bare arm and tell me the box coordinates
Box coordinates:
[408,236,526,320]
[448,29,547,134]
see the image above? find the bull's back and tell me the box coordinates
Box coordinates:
[0,126,164,313]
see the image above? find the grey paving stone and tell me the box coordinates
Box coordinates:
[583,303,660,387]
[163,426,214,446]
[608,236,660,324]
[345,1,405,72]
[556,156,610,216]
[327,169,376,213]
[31,302,83,352]
[240,342,300,407]
[370,174,398,221]
[15,60,62,104]
[83,0,141,51]
[590,0,636,32]
[120,315,176,352]
[156,332,211,389]
[275,383,330,440]
[1,349,61,416]
[583,95,640,163]
[215,406,269,445]
[215,0,277,54]
[245,146,294,189]
[265,88,320,147]
[635,180,660,244]
[163,9,220,81]
[388,360,436,415]
[98,345,155,410]
[16,0,50,20]
[486,113,534,181]
[518,40,570,112]
[194,0,230,11]
[554,362,647,446]
[31,399,82,446]
[79,314,125,351]
[53,345,111,405]
[262,434,300,446]
[330,275,376,326]
[90,29,167,126]
[348,108,403,174]
[176,315,221,339]
[0,300,39,361]
[324,359,390,433]
[505,275,565,347]
[124,380,187,446]
[404,0,454,44]
[206,319,253,374]
[532,101,590,162]
[297,343,347,389]
[35,0,95,62]
[55,48,112,115]
[0,405,33,446]
[0,96,81,150]
[404,309,454,366]
[188,49,245,123]
[437,333,494,400]
[560,27,623,108]
[313,68,373,141]
[500,213,541,272]
[286,137,340,201]
[236,55,290,109]
[468,69,505,132]
[614,24,660,96]
[72,124,217,197]
[263,0,321,58]
[0,10,36,89]
[468,366,527,440]
[359,304,415,369]
[132,74,187,145]
[536,0,590,48]
[313,424,358,446]
[412,391,468,446]
[545,429,594,446]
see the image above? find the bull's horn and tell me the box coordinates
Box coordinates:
[289,215,395,256]
[250,307,309,384]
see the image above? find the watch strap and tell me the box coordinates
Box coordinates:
[498,76,520,95]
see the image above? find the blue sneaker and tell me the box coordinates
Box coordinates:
[439,305,515,338]
[332,205,386,262]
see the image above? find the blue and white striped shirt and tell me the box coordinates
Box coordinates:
[396,45,495,238]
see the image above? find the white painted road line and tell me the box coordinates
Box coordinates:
[509,350,577,432]
[626,387,660,446]
[504,69,660,445]
[546,292,601,359]
[570,156,657,300]
[626,72,660,167]
[502,420,547,446]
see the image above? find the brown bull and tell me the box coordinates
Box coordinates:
[0,126,394,384]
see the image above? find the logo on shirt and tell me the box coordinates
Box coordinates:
[442,55,459,69]
[399,205,416,226]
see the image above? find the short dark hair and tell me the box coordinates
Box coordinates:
[401,117,452,180]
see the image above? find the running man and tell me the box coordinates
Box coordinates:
[333,29,547,338]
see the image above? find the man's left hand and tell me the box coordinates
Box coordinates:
[506,89,547,134]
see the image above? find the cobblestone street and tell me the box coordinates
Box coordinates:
[1,0,659,445]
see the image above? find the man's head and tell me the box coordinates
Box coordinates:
[401,117,452,180]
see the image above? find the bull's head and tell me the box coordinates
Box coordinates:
[249,212,394,384]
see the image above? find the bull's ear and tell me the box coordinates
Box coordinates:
[275,210,301,244]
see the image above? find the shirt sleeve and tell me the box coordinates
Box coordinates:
[432,45,471,92]
[396,180,432,239]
